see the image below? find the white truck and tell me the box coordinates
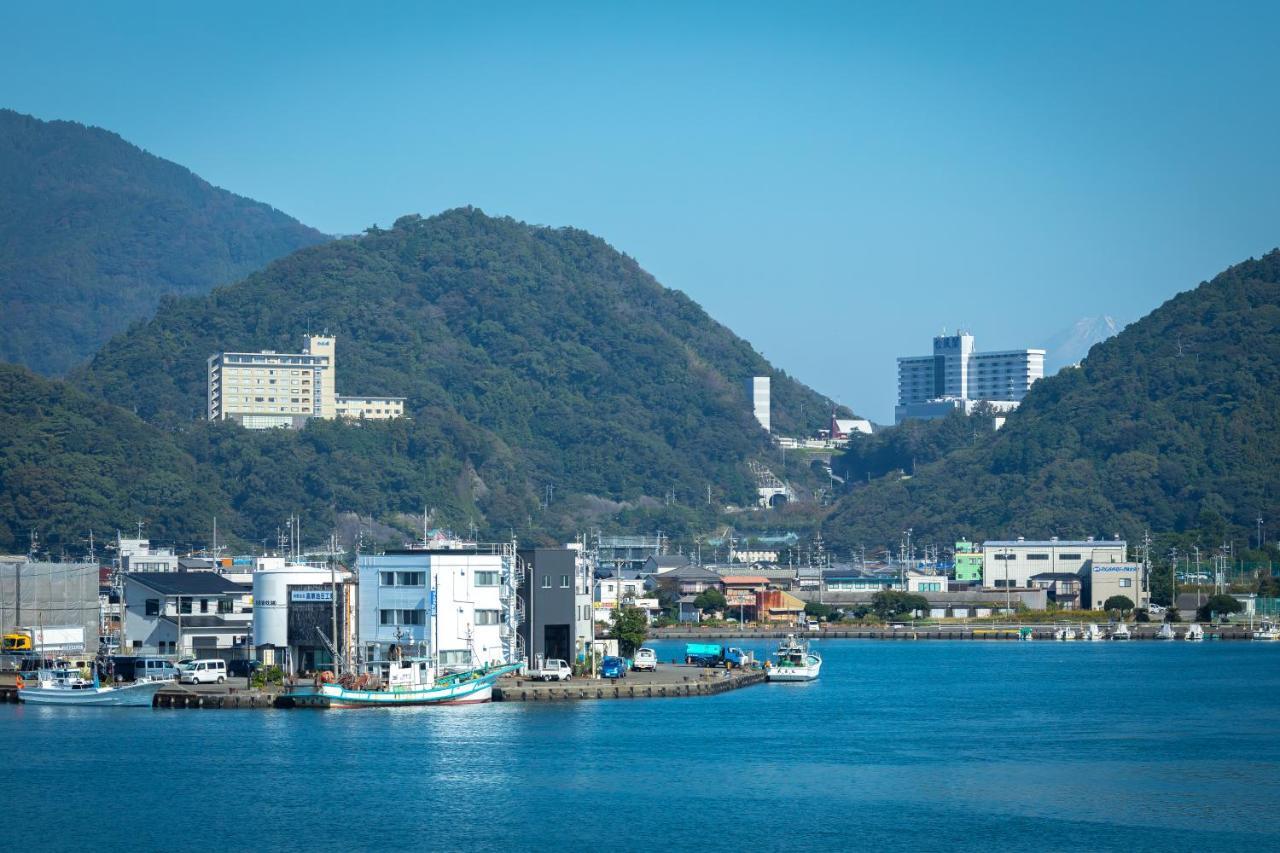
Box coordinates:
[527,659,572,681]
[2,625,87,654]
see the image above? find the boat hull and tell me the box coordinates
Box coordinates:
[287,664,517,708]
[767,654,822,682]
[18,680,165,707]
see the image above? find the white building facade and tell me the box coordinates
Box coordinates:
[251,559,356,673]
[208,335,404,429]
[896,332,1044,424]
[750,376,771,432]
[981,539,1128,589]
[357,545,519,670]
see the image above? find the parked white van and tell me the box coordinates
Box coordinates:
[179,659,227,685]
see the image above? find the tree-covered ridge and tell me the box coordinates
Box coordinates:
[0,109,327,374]
[823,250,1280,550]
[47,208,839,548]
[0,364,222,551]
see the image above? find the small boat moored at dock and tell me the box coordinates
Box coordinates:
[1252,620,1280,642]
[18,667,167,707]
[1185,623,1205,641]
[1109,623,1131,640]
[1082,623,1104,641]
[286,656,522,708]
[766,634,821,682]
[1156,623,1175,640]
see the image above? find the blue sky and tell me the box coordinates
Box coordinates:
[5,2,1279,421]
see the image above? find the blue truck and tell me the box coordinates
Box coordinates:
[684,643,753,668]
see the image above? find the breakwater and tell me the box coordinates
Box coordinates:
[493,667,764,702]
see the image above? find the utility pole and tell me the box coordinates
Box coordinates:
[1258,517,1265,552]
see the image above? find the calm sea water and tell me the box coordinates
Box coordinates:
[3,640,1278,852]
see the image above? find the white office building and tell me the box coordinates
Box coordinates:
[208,335,405,430]
[896,331,1044,424]
[981,539,1128,589]
[357,543,520,670]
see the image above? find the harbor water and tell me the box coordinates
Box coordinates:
[2,640,1278,852]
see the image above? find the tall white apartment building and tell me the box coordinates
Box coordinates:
[750,376,771,432]
[208,335,405,429]
[896,331,1044,424]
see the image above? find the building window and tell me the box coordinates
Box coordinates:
[218,599,233,614]
[560,575,570,588]
[542,575,551,589]
[401,609,425,625]
[397,571,424,586]
[1027,554,1049,560]
[178,597,192,614]
[132,640,142,650]
[145,599,159,616]
[380,572,396,586]
[439,650,470,666]
[475,609,501,626]
[1119,578,1133,588]
[380,609,394,625]
[1059,554,1081,560]
[200,599,209,614]
[475,571,499,586]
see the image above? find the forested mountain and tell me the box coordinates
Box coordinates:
[0,364,223,551]
[823,251,1280,551]
[0,109,326,374]
[0,207,846,551]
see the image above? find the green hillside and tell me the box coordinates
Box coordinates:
[7,207,844,550]
[0,109,327,374]
[0,364,222,551]
[823,250,1280,551]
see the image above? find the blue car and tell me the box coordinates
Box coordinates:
[601,656,628,679]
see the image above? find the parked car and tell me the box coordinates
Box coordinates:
[528,659,572,681]
[806,620,821,631]
[179,659,227,685]
[601,656,628,679]
[1146,603,1167,616]
[632,648,657,672]
[227,659,262,678]
[133,658,179,682]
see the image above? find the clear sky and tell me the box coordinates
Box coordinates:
[5,1,1279,421]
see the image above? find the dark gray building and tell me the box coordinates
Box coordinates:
[518,547,593,665]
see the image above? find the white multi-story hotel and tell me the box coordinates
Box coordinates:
[896,331,1044,424]
[207,335,405,429]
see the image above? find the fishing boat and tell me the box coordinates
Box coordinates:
[1252,620,1280,642]
[1155,623,1175,640]
[1185,623,1205,641]
[18,667,167,707]
[1054,624,1078,641]
[766,634,821,682]
[286,656,522,708]
[1081,623,1104,641]
[1109,623,1131,640]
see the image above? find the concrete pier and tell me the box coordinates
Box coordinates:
[493,665,765,702]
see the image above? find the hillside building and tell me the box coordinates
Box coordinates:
[896,331,1044,425]
[207,335,405,430]
[750,376,770,432]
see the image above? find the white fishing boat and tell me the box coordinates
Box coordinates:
[1185,623,1205,641]
[1155,623,1175,640]
[286,656,521,708]
[1054,624,1078,641]
[1110,623,1131,640]
[1252,620,1280,642]
[1081,623,1104,641]
[766,634,821,682]
[18,667,167,707]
